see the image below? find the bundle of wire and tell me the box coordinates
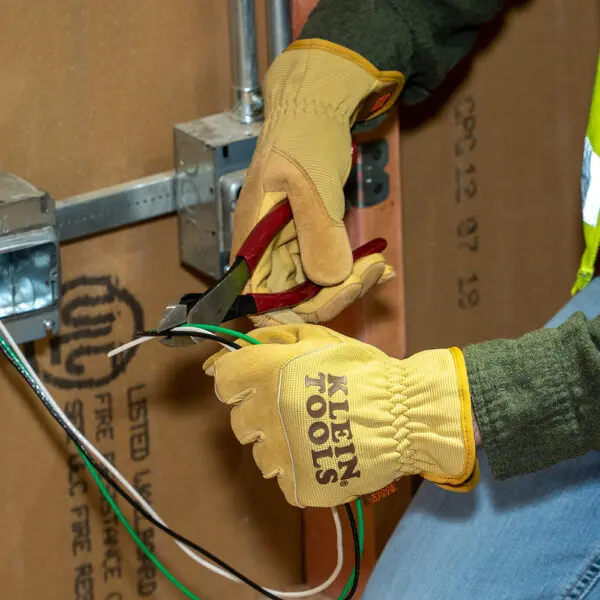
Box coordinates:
[0,319,364,600]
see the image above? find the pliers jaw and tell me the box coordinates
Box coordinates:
[157,293,205,333]
[153,199,388,349]
[156,293,206,347]
[155,258,251,347]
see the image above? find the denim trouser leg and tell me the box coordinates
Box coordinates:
[363,279,600,600]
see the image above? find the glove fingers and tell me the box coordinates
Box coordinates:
[205,325,335,382]
[244,324,345,348]
[377,263,396,286]
[294,253,392,322]
[251,245,394,326]
[202,349,228,377]
[243,190,291,293]
[242,324,314,345]
[230,386,298,502]
[251,424,299,506]
[252,441,282,479]
[202,337,256,376]
[353,256,396,298]
[355,260,385,298]
[208,346,274,403]
[230,400,263,444]
[205,326,321,389]
[266,239,304,293]
[297,280,362,323]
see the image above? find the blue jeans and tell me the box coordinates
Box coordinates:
[364,279,600,600]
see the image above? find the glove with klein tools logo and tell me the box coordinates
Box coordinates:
[231,39,404,327]
[203,324,479,508]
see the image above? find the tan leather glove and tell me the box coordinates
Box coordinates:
[232,40,404,327]
[203,325,479,508]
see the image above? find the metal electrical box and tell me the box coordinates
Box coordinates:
[0,172,60,343]
[174,113,261,279]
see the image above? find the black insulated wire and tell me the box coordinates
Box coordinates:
[343,503,361,600]
[1,340,362,600]
[137,329,242,350]
[0,343,281,600]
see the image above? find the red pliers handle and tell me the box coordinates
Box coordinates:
[159,199,387,330]
[223,200,387,320]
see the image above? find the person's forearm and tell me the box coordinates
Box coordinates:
[464,312,600,479]
[299,0,505,104]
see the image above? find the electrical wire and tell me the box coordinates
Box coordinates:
[340,502,363,600]
[0,320,349,599]
[0,336,283,599]
[106,334,156,357]
[168,322,363,598]
[108,326,242,357]
[139,330,243,350]
[108,325,249,358]
[184,324,262,346]
[81,449,202,600]
[0,329,341,599]
[0,336,256,591]
[184,322,363,598]
[126,320,362,597]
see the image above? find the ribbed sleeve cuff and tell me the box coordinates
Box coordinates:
[463,327,585,480]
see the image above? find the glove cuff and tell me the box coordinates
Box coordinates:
[266,39,405,124]
[392,348,479,491]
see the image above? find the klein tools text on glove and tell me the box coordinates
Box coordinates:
[204,324,480,508]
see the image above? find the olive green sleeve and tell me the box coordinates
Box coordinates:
[464,312,600,479]
[299,0,505,105]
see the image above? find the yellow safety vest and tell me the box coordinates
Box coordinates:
[572,54,600,294]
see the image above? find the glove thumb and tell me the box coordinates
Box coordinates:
[292,189,353,286]
[264,151,353,286]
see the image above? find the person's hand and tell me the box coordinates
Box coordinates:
[232,40,404,327]
[203,324,479,508]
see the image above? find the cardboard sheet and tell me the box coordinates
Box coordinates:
[0,218,304,598]
[401,0,600,353]
[0,0,271,199]
[0,2,306,597]
[2,0,599,597]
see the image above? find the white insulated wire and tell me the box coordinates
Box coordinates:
[108,326,239,357]
[0,320,343,598]
[107,335,155,357]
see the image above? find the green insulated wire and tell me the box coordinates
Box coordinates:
[337,498,365,600]
[184,323,262,346]
[0,334,201,600]
[189,325,365,600]
[2,325,365,599]
[80,448,201,600]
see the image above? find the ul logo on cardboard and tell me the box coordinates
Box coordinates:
[30,275,144,390]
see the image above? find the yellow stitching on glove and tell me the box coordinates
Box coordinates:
[287,39,404,120]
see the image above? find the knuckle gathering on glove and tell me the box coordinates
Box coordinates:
[205,325,479,507]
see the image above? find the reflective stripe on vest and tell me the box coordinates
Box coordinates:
[573,53,600,295]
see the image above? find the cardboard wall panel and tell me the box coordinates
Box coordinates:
[0,0,271,199]
[401,0,600,353]
[0,2,303,598]
[0,218,305,599]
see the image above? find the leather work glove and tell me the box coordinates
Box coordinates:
[232,40,405,327]
[203,325,479,508]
